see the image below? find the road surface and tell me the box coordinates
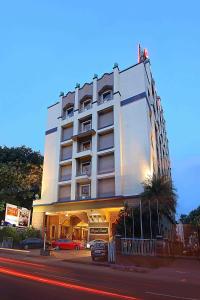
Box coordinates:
[0,252,199,300]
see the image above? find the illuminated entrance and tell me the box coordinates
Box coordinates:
[32,196,140,242]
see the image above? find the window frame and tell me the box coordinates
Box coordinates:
[80,184,90,198]
[81,161,91,175]
[100,90,113,103]
[81,119,92,132]
[81,140,91,151]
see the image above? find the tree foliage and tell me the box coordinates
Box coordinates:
[142,175,177,216]
[0,146,43,217]
[180,206,200,226]
[115,175,178,238]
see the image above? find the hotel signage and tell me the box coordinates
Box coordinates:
[89,227,108,235]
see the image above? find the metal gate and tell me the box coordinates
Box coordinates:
[121,238,156,256]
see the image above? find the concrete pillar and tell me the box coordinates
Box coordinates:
[113,65,122,196]
[32,210,45,232]
[91,75,98,198]
[71,86,79,200]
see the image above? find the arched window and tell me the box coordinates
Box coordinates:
[98,86,113,105]
[63,103,74,119]
[80,96,92,112]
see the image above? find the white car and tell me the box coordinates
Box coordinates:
[86,239,107,249]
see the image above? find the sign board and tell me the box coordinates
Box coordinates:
[5,203,31,227]
[89,227,108,235]
[5,204,19,226]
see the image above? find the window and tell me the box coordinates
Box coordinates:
[98,178,115,197]
[80,184,90,198]
[62,125,73,141]
[81,161,91,175]
[98,108,114,129]
[98,130,114,151]
[61,145,72,160]
[66,107,74,117]
[81,140,91,151]
[98,153,114,174]
[59,185,71,201]
[81,120,91,132]
[100,90,113,103]
[60,164,72,181]
[82,99,91,111]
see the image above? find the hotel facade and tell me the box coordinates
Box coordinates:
[32,51,171,241]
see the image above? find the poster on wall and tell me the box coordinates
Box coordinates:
[18,207,31,227]
[5,203,31,227]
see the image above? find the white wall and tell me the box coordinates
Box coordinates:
[119,63,152,195]
[40,102,61,204]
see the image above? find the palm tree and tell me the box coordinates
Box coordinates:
[141,175,177,237]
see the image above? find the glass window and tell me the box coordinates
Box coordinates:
[80,184,90,198]
[83,99,91,110]
[81,140,91,151]
[102,90,112,102]
[66,107,74,117]
[81,120,91,132]
[81,161,91,175]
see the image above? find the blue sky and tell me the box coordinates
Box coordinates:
[0,1,199,216]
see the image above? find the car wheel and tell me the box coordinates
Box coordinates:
[75,245,80,250]
[24,245,29,250]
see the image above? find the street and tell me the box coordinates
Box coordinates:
[0,252,200,300]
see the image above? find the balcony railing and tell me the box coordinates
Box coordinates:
[60,155,72,161]
[77,168,91,177]
[80,124,92,133]
[97,97,112,106]
[60,175,71,182]
[76,194,91,200]
[79,103,92,113]
[62,111,74,120]
[58,196,71,202]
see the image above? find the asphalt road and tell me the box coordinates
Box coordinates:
[0,253,199,300]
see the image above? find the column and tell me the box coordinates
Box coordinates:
[71,84,79,200]
[91,75,98,198]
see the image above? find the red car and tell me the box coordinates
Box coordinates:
[51,239,84,250]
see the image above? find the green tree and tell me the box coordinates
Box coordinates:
[141,175,177,235]
[0,146,43,220]
[180,206,200,226]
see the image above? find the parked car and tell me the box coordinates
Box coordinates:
[86,239,107,249]
[20,238,49,250]
[91,241,108,261]
[51,239,84,250]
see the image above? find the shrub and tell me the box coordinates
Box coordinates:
[0,226,41,245]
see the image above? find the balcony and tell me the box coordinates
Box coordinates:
[77,168,91,177]
[76,183,91,200]
[79,102,92,113]
[72,129,95,141]
[59,174,71,182]
[62,111,74,120]
[98,90,113,105]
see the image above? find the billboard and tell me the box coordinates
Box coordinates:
[5,203,31,227]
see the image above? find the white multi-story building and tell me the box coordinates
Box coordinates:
[32,49,171,241]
